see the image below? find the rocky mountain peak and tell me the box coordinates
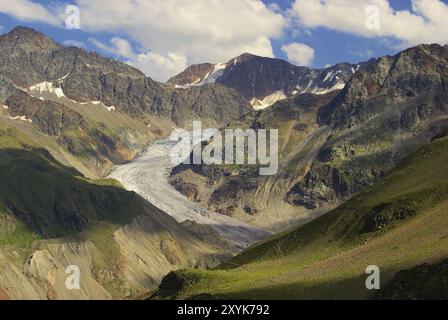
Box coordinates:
[0,26,61,51]
[169,52,363,109]
[167,63,216,86]
[319,43,448,129]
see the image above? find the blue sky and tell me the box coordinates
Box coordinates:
[0,0,447,81]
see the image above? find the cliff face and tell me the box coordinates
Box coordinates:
[289,44,448,209]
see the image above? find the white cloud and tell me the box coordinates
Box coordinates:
[292,0,448,47]
[89,37,188,80]
[71,0,286,81]
[63,39,86,49]
[128,51,188,81]
[0,0,286,80]
[89,37,134,59]
[0,0,62,25]
[281,42,315,66]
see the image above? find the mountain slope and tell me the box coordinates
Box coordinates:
[157,134,448,299]
[0,26,251,128]
[169,44,448,231]
[288,44,448,209]
[168,52,361,109]
[0,123,228,299]
[0,26,252,178]
[169,91,338,230]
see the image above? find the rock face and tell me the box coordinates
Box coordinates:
[376,259,448,300]
[6,92,85,135]
[168,63,216,87]
[4,91,143,177]
[170,44,448,230]
[168,52,362,108]
[288,44,448,209]
[170,92,339,230]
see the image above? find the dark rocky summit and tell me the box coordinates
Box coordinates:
[169,52,362,103]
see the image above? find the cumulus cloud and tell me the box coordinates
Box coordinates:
[0,0,286,81]
[89,37,134,59]
[72,0,286,81]
[292,0,448,47]
[88,37,188,80]
[128,51,188,81]
[0,0,62,25]
[281,42,315,66]
[6,0,448,81]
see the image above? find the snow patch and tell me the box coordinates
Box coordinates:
[351,65,361,74]
[323,70,341,83]
[80,100,116,111]
[250,91,287,110]
[313,82,345,95]
[9,115,32,123]
[104,105,115,112]
[29,81,65,98]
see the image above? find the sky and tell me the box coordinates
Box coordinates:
[0,0,447,82]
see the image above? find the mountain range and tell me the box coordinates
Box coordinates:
[0,26,447,300]
[168,52,363,109]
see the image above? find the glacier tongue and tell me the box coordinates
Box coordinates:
[108,137,270,250]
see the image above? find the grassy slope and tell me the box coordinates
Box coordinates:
[0,122,226,298]
[159,135,448,299]
[0,123,142,247]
